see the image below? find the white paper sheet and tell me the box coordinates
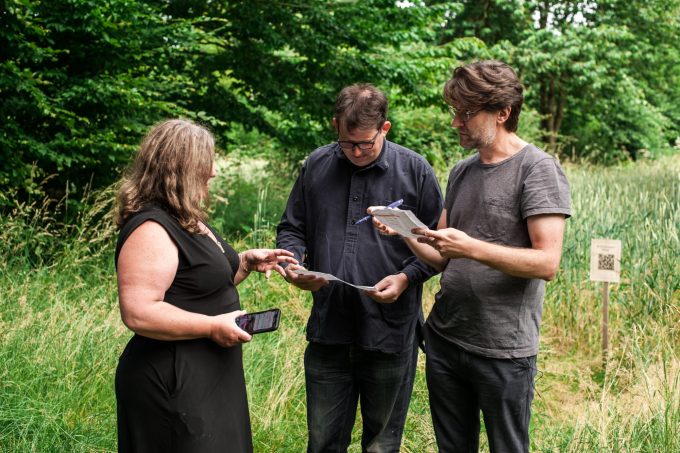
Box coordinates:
[371,208,428,238]
[292,269,377,291]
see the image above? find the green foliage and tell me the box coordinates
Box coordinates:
[2,0,680,211]
[0,0,216,205]
[438,0,680,161]
[435,0,532,44]
[389,106,466,170]
[0,182,115,269]
[510,23,671,162]
[1,0,458,206]
[597,0,680,135]
[182,0,458,155]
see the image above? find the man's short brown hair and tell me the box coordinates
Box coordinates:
[443,60,523,132]
[334,84,388,132]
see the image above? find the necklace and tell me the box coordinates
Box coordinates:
[199,222,224,254]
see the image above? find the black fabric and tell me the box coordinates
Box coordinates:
[424,326,536,453]
[304,340,418,453]
[276,140,443,353]
[114,207,252,453]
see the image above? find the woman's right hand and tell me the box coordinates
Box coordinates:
[209,310,252,347]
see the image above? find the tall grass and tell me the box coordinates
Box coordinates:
[0,155,677,452]
[532,157,680,452]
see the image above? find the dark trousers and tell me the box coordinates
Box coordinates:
[424,326,537,453]
[304,341,418,453]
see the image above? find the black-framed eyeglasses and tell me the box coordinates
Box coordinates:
[448,106,479,123]
[337,129,381,151]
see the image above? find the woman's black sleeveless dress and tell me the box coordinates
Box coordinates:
[114,207,252,452]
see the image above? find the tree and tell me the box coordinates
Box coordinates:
[0,0,213,206]
[1,0,459,206]
[434,0,680,160]
[172,0,460,154]
[511,0,676,160]
[3,0,677,210]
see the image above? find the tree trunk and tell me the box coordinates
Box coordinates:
[539,76,562,151]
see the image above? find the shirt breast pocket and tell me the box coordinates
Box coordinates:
[476,196,518,241]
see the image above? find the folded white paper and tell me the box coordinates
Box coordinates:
[292,269,377,291]
[371,208,428,238]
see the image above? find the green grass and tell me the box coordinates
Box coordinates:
[0,155,678,452]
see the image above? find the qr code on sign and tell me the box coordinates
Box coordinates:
[598,253,615,271]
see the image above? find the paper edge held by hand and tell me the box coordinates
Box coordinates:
[371,208,428,238]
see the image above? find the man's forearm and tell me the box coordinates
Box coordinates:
[466,238,561,281]
[404,237,448,272]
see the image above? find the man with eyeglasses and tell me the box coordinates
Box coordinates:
[372,61,571,452]
[276,83,442,452]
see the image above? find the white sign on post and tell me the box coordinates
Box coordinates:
[590,238,622,363]
[590,239,622,283]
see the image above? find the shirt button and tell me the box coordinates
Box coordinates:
[352,196,359,201]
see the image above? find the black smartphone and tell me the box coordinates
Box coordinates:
[235,308,281,334]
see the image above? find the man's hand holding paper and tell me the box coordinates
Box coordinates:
[284,263,329,292]
[367,206,431,238]
[365,273,409,304]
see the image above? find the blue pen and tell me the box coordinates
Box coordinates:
[354,199,403,225]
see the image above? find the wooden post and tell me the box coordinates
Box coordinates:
[602,281,609,364]
[590,239,621,367]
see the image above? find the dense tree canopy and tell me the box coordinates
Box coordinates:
[440,0,680,161]
[1,0,678,206]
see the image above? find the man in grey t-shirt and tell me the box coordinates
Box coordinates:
[371,61,570,452]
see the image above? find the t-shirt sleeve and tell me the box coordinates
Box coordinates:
[521,157,571,219]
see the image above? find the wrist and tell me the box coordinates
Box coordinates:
[238,252,252,273]
[395,271,409,287]
[206,315,218,341]
[464,235,482,261]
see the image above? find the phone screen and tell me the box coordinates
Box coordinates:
[235,308,281,334]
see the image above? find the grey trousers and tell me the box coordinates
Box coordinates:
[424,326,537,453]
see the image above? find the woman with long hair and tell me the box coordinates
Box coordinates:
[114,119,295,452]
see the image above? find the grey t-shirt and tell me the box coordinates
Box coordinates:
[427,144,571,358]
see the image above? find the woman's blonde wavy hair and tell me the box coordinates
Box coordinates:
[115,119,215,234]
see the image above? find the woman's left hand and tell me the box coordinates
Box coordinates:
[241,249,298,278]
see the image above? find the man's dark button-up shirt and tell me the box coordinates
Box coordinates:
[276,140,443,353]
